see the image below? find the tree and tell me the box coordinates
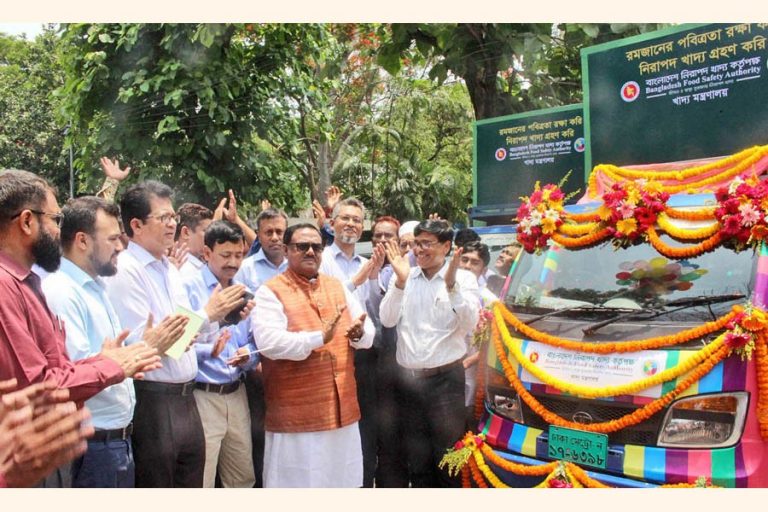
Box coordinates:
[378,23,668,120]
[0,26,68,193]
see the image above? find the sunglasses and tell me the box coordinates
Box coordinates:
[288,242,324,253]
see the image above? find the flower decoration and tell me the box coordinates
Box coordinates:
[726,304,768,360]
[471,308,493,348]
[601,180,670,248]
[516,182,566,253]
[714,175,768,252]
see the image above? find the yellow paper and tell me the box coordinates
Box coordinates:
[165,306,205,359]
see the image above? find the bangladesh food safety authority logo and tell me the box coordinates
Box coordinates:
[495,147,507,161]
[643,360,659,376]
[620,81,640,102]
[574,137,586,153]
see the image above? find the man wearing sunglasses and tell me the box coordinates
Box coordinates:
[252,223,373,487]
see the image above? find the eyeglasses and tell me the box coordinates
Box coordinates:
[288,242,324,253]
[146,212,179,225]
[413,240,441,250]
[335,215,363,225]
[11,209,64,227]
[399,240,414,250]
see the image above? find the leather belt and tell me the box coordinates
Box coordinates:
[91,423,133,442]
[403,359,463,379]
[133,380,196,396]
[195,380,241,395]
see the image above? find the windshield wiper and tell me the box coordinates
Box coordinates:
[582,293,745,336]
[524,304,638,325]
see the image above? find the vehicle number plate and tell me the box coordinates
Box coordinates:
[547,426,608,469]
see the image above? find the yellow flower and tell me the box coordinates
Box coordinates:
[536,203,547,213]
[541,217,557,235]
[597,205,613,221]
[542,188,552,201]
[742,310,768,332]
[644,180,664,195]
[626,187,641,206]
[616,218,638,235]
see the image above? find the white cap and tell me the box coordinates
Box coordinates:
[398,220,419,238]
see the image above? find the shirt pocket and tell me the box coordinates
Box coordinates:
[431,290,457,329]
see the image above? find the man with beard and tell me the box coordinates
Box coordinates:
[252,223,373,487]
[318,198,383,487]
[182,220,257,488]
[43,196,188,487]
[0,170,162,487]
[233,207,288,486]
[105,180,249,487]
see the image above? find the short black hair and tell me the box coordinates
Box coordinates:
[453,228,480,248]
[204,220,244,249]
[61,196,121,250]
[462,241,491,267]
[175,203,213,240]
[256,208,288,231]
[283,223,321,245]
[414,219,453,244]
[0,169,57,229]
[119,180,173,238]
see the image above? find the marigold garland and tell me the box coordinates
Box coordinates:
[491,320,730,433]
[656,213,720,240]
[647,225,722,259]
[559,222,601,236]
[755,331,768,439]
[473,341,488,421]
[494,301,737,354]
[468,457,489,488]
[494,306,729,398]
[551,228,611,248]
[664,207,716,221]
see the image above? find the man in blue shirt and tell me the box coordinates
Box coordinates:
[43,196,187,487]
[235,208,288,291]
[183,220,257,488]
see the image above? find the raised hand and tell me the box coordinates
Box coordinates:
[345,313,367,342]
[99,157,131,182]
[100,331,162,380]
[384,239,410,289]
[325,185,342,210]
[260,199,272,212]
[211,329,232,359]
[312,199,327,230]
[445,246,463,292]
[368,243,386,278]
[322,305,347,344]
[168,240,189,270]
[226,346,251,367]
[212,197,227,221]
[225,189,239,223]
[204,283,247,323]
[428,212,442,221]
[141,313,189,354]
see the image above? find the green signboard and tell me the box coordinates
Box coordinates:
[473,105,585,211]
[548,426,608,469]
[582,23,768,173]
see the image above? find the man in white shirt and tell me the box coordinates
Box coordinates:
[380,219,480,487]
[106,181,249,487]
[175,203,213,278]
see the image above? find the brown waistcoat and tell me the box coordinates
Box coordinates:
[262,269,360,433]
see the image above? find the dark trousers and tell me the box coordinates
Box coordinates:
[72,438,135,488]
[132,384,206,487]
[34,463,71,487]
[244,369,266,488]
[399,362,466,488]
[355,348,378,488]
[374,345,409,487]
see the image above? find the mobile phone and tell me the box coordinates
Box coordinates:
[222,290,255,326]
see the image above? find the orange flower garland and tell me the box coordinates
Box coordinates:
[491,321,731,433]
[474,342,488,421]
[461,465,471,488]
[551,228,612,248]
[494,301,737,354]
[567,211,602,223]
[656,213,720,240]
[559,221,601,236]
[664,207,716,221]
[468,458,488,488]
[754,331,768,439]
[647,225,722,259]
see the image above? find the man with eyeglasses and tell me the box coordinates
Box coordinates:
[318,197,384,487]
[0,170,162,487]
[105,180,250,487]
[252,223,373,487]
[380,219,480,487]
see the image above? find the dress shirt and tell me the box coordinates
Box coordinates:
[0,251,123,402]
[379,263,480,370]
[234,248,287,292]
[43,258,135,429]
[319,242,370,314]
[179,253,205,279]
[183,264,258,384]
[252,280,374,361]
[105,241,204,383]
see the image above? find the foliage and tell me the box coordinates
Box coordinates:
[0,26,68,193]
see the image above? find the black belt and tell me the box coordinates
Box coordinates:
[91,423,133,442]
[133,380,196,396]
[403,359,463,379]
[195,380,242,395]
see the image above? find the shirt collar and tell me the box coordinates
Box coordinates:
[127,240,168,269]
[329,242,360,262]
[255,248,287,270]
[0,250,31,281]
[57,257,98,288]
[415,261,449,281]
[186,253,204,269]
[201,264,222,290]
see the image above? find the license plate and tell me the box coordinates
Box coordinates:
[547,426,608,469]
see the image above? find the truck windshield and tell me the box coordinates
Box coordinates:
[504,237,756,323]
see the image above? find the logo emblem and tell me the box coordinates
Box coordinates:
[620,81,641,102]
[529,351,539,363]
[572,411,594,424]
[574,137,586,153]
[643,360,659,376]
[495,148,507,161]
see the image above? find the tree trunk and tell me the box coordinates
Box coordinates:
[317,140,332,206]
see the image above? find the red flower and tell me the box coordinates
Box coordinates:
[721,215,744,236]
[548,478,573,488]
[725,332,751,349]
[715,186,730,202]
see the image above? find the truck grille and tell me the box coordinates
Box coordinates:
[520,393,664,446]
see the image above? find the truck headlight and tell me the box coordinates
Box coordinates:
[657,392,748,448]
[486,369,524,423]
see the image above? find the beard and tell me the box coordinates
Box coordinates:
[90,252,118,277]
[337,233,360,245]
[32,229,62,273]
